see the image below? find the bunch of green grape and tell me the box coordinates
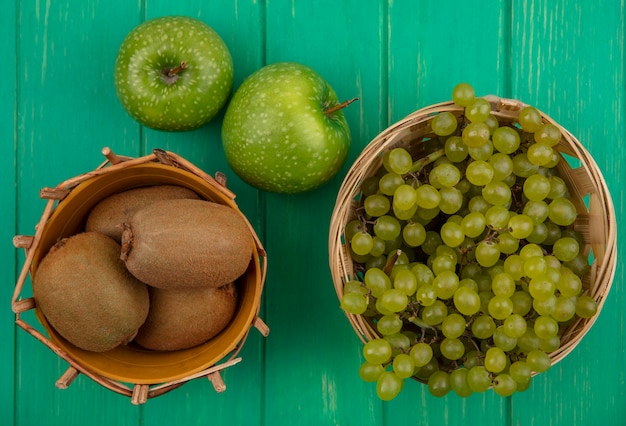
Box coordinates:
[340,83,598,400]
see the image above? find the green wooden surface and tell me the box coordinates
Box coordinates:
[3,0,624,425]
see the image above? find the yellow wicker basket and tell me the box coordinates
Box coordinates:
[12,147,269,404]
[329,96,617,377]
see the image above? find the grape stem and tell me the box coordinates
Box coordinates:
[409,148,445,173]
[383,249,401,275]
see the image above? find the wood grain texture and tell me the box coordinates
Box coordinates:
[4,0,626,425]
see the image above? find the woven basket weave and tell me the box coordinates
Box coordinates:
[12,147,269,404]
[329,96,617,373]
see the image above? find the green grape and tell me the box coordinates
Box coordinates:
[551,296,577,322]
[523,200,550,224]
[450,368,473,397]
[547,176,568,199]
[493,126,521,154]
[485,114,499,134]
[440,337,465,361]
[415,184,441,209]
[491,272,516,297]
[393,268,418,296]
[412,263,435,286]
[493,374,517,397]
[465,98,492,123]
[415,357,440,381]
[482,181,512,206]
[378,172,404,196]
[468,139,494,161]
[359,361,385,382]
[524,256,547,279]
[528,275,556,300]
[543,151,561,168]
[376,371,404,401]
[504,255,526,281]
[461,211,486,238]
[439,186,464,215]
[475,240,501,267]
[503,313,528,338]
[511,290,533,316]
[432,163,462,187]
[512,152,540,178]
[489,152,514,181]
[351,231,374,256]
[519,243,544,259]
[393,203,418,221]
[533,294,557,316]
[575,295,598,318]
[534,123,561,146]
[415,285,437,306]
[523,174,551,201]
[360,175,381,197]
[445,135,469,162]
[552,237,579,262]
[393,184,418,211]
[379,289,409,313]
[463,350,481,370]
[363,338,393,364]
[432,111,458,136]
[373,215,401,241]
[527,143,554,166]
[344,219,364,242]
[453,286,481,315]
[387,147,413,175]
[462,122,491,147]
[508,214,534,239]
[467,366,492,393]
[485,347,508,373]
[526,349,551,373]
[466,160,495,186]
[471,314,496,339]
[468,195,492,214]
[428,371,452,397]
[384,332,411,353]
[377,314,403,335]
[497,232,520,255]
[441,313,467,339]
[410,342,434,367]
[485,205,511,228]
[364,194,391,217]
[344,280,368,295]
[493,325,516,352]
[369,236,387,257]
[440,222,465,248]
[375,298,394,316]
[452,82,476,107]
[533,315,559,339]
[421,232,443,256]
[488,295,514,320]
[364,268,392,298]
[561,228,586,248]
[459,277,479,291]
[518,106,543,133]
[393,353,416,379]
[432,270,459,300]
[548,197,577,226]
[340,292,368,314]
[509,361,532,385]
[416,206,441,223]
[564,254,591,277]
[526,222,548,244]
[517,328,541,353]
[421,300,448,326]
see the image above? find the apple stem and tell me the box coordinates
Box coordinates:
[324,97,359,116]
[166,61,187,77]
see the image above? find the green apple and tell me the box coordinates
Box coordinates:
[114,16,234,131]
[221,62,354,194]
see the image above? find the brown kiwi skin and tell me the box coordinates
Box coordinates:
[33,232,150,353]
[121,198,254,290]
[134,283,238,351]
[85,185,200,243]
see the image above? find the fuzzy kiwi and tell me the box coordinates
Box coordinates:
[121,198,254,289]
[85,185,200,243]
[33,232,150,352]
[134,282,238,351]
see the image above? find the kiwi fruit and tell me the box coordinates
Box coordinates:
[134,282,238,351]
[85,185,200,242]
[121,198,254,289]
[33,232,150,353]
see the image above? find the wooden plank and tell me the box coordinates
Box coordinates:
[509,1,626,425]
[1,0,17,424]
[384,1,511,423]
[13,1,143,424]
[138,1,267,424]
[261,1,387,425]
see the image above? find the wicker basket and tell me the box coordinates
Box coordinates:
[329,96,617,377]
[12,147,269,404]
